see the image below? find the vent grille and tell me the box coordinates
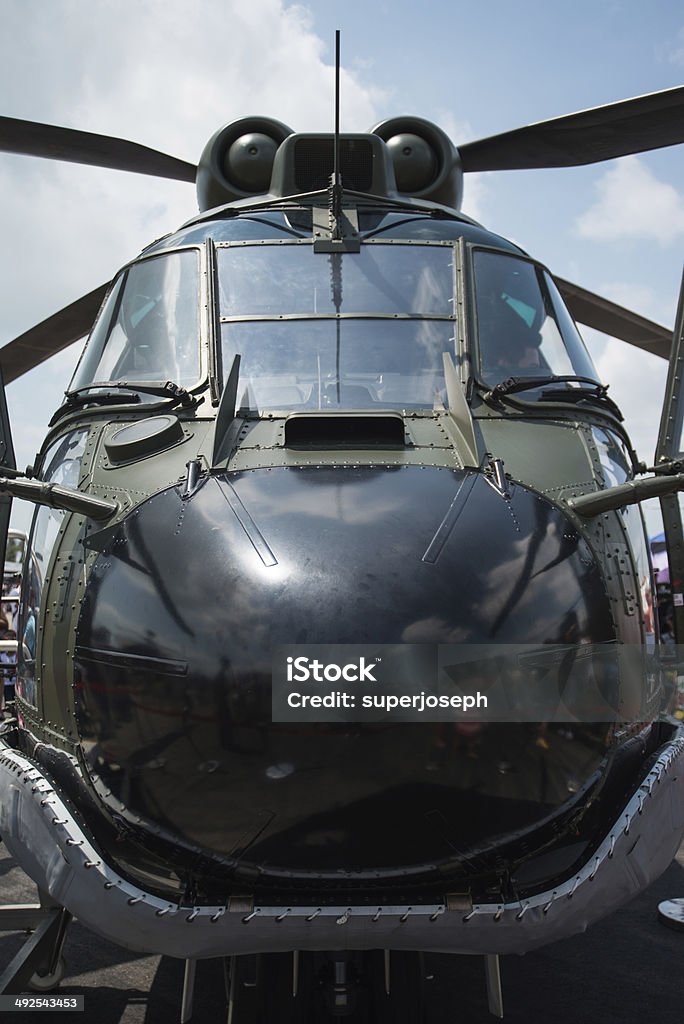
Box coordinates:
[285,413,405,448]
[294,138,374,191]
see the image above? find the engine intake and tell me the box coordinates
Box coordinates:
[370,116,463,209]
[195,115,465,212]
[196,116,293,211]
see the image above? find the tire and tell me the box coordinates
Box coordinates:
[28,956,66,992]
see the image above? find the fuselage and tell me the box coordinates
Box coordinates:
[2,194,679,956]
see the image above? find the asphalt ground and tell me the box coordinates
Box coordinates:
[1,841,683,1024]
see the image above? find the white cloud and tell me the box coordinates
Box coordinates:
[438,113,475,146]
[0,0,384,532]
[661,26,684,67]
[2,1,382,150]
[460,172,489,223]
[0,0,383,334]
[598,282,659,318]
[576,156,684,245]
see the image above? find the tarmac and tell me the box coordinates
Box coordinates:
[1,840,683,1023]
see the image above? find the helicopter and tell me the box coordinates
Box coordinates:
[1,44,684,1019]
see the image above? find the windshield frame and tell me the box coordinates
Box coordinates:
[465,243,601,400]
[68,243,212,400]
[214,237,465,414]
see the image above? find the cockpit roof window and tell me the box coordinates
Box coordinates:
[146,212,307,251]
[70,248,202,392]
[146,209,525,253]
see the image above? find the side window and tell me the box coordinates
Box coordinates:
[592,426,631,487]
[474,252,546,379]
[17,430,88,708]
[621,505,656,641]
[473,250,599,386]
[70,249,201,390]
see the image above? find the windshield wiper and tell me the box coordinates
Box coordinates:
[484,374,602,400]
[49,380,195,426]
[481,374,622,420]
[538,383,623,420]
[67,380,194,404]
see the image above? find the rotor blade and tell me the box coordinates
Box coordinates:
[0,116,196,182]
[0,283,109,384]
[556,276,672,359]
[459,86,684,172]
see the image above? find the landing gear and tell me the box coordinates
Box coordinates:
[28,955,67,992]
[0,893,71,996]
[658,897,684,931]
[220,950,428,1023]
[368,950,427,1023]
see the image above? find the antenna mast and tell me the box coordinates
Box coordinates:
[331,29,342,239]
[315,31,359,253]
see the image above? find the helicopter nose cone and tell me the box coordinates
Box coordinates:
[74,465,614,888]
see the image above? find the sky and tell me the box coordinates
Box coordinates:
[1,0,683,537]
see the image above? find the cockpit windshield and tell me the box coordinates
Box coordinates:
[473,249,599,388]
[217,242,456,411]
[70,249,201,392]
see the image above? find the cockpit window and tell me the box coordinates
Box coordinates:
[217,241,457,411]
[70,250,201,391]
[473,250,599,388]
